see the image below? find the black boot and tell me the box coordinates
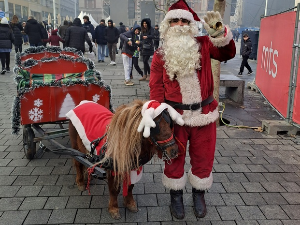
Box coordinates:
[192,188,207,218]
[170,189,185,219]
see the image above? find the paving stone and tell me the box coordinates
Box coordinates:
[31,166,54,175]
[0,159,11,167]
[75,209,101,223]
[148,206,172,221]
[143,164,162,173]
[257,220,283,225]
[281,193,300,204]
[0,175,17,185]
[262,173,286,182]
[236,221,259,225]
[82,184,105,196]
[0,197,24,210]
[34,175,59,185]
[280,182,300,192]
[4,151,24,159]
[242,182,266,192]
[260,182,286,192]
[126,206,148,222]
[66,195,91,208]
[10,166,35,175]
[225,173,249,182]
[259,205,289,219]
[51,166,72,175]
[44,196,69,209]
[221,193,245,205]
[48,209,77,224]
[13,175,38,185]
[139,172,154,183]
[281,220,300,225]
[39,185,62,196]
[145,182,166,194]
[222,182,246,192]
[137,194,157,207]
[207,183,226,193]
[230,164,251,172]
[260,193,288,205]
[216,206,242,220]
[247,165,268,172]
[46,158,67,167]
[0,166,14,175]
[280,173,300,182]
[19,196,47,210]
[213,173,229,182]
[16,185,42,197]
[215,156,235,164]
[0,210,29,225]
[56,174,76,185]
[211,221,236,225]
[245,173,268,182]
[27,159,49,167]
[213,164,233,172]
[237,206,266,220]
[205,193,225,206]
[132,183,145,195]
[263,165,284,172]
[7,159,29,167]
[157,193,170,206]
[23,209,52,225]
[0,185,20,197]
[240,193,267,205]
[199,206,221,221]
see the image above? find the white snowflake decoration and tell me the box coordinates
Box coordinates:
[29,107,43,122]
[92,94,100,103]
[34,99,43,107]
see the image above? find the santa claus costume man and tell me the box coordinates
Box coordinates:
[149,0,236,219]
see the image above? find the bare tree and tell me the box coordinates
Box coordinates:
[153,0,177,14]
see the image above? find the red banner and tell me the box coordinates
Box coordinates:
[256,11,296,118]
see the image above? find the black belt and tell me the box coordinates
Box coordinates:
[165,95,214,111]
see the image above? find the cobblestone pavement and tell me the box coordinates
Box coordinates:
[0,43,300,225]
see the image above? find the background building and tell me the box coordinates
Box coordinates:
[79,0,104,23]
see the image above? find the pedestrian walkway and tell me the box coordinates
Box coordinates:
[0,45,299,224]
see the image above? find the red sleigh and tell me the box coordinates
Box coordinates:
[12,46,112,161]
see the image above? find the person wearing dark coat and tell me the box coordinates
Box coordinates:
[153,25,160,50]
[59,20,69,48]
[120,24,142,85]
[140,18,154,81]
[118,22,126,51]
[0,17,14,74]
[95,19,107,62]
[105,19,119,65]
[10,15,23,53]
[39,22,49,47]
[24,16,43,47]
[82,15,95,41]
[65,18,92,53]
[238,33,253,76]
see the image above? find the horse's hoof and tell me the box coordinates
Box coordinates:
[127,204,138,213]
[109,210,121,220]
[77,184,86,191]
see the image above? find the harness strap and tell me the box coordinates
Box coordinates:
[156,134,174,144]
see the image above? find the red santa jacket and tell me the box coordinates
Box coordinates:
[149,33,236,127]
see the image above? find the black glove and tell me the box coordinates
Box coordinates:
[89,46,93,53]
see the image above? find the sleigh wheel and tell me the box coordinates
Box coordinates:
[23,126,36,159]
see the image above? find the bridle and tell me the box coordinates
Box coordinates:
[149,110,176,164]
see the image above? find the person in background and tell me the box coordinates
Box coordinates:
[59,20,69,48]
[84,32,97,61]
[25,16,43,47]
[120,24,142,86]
[0,17,14,74]
[43,29,64,47]
[140,18,154,81]
[105,20,119,65]
[68,21,73,27]
[236,30,240,42]
[10,15,23,53]
[21,22,29,45]
[39,21,49,47]
[153,24,160,50]
[65,18,93,54]
[118,22,126,51]
[95,19,107,63]
[82,15,95,41]
[130,27,144,81]
[238,33,253,76]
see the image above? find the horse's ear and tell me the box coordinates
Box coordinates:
[161,103,184,126]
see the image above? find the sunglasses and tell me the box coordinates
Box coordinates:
[169,18,190,24]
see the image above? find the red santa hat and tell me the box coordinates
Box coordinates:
[137,100,184,138]
[164,0,200,23]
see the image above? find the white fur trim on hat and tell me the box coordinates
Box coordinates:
[164,9,194,23]
[209,26,233,48]
[0,17,8,25]
[162,172,187,190]
[188,169,213,190]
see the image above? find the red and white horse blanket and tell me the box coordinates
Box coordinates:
[66,101,143,190]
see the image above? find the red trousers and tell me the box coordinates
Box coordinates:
[163,122,216,189]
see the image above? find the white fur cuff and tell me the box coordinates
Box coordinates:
[164,9,194,23]
[188,169,213,190]
[182,107,219,127]
[209,26,233,48]
[162,172,187,190]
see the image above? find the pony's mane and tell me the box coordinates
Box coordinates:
[103,99,146,185]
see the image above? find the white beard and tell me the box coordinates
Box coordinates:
[161,25,201,80]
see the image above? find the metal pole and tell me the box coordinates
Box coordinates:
[264,0,268,16]
[75,0,77,18]
[4,0,9,19]
[53,0,56,28]
[287,3,300,122]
